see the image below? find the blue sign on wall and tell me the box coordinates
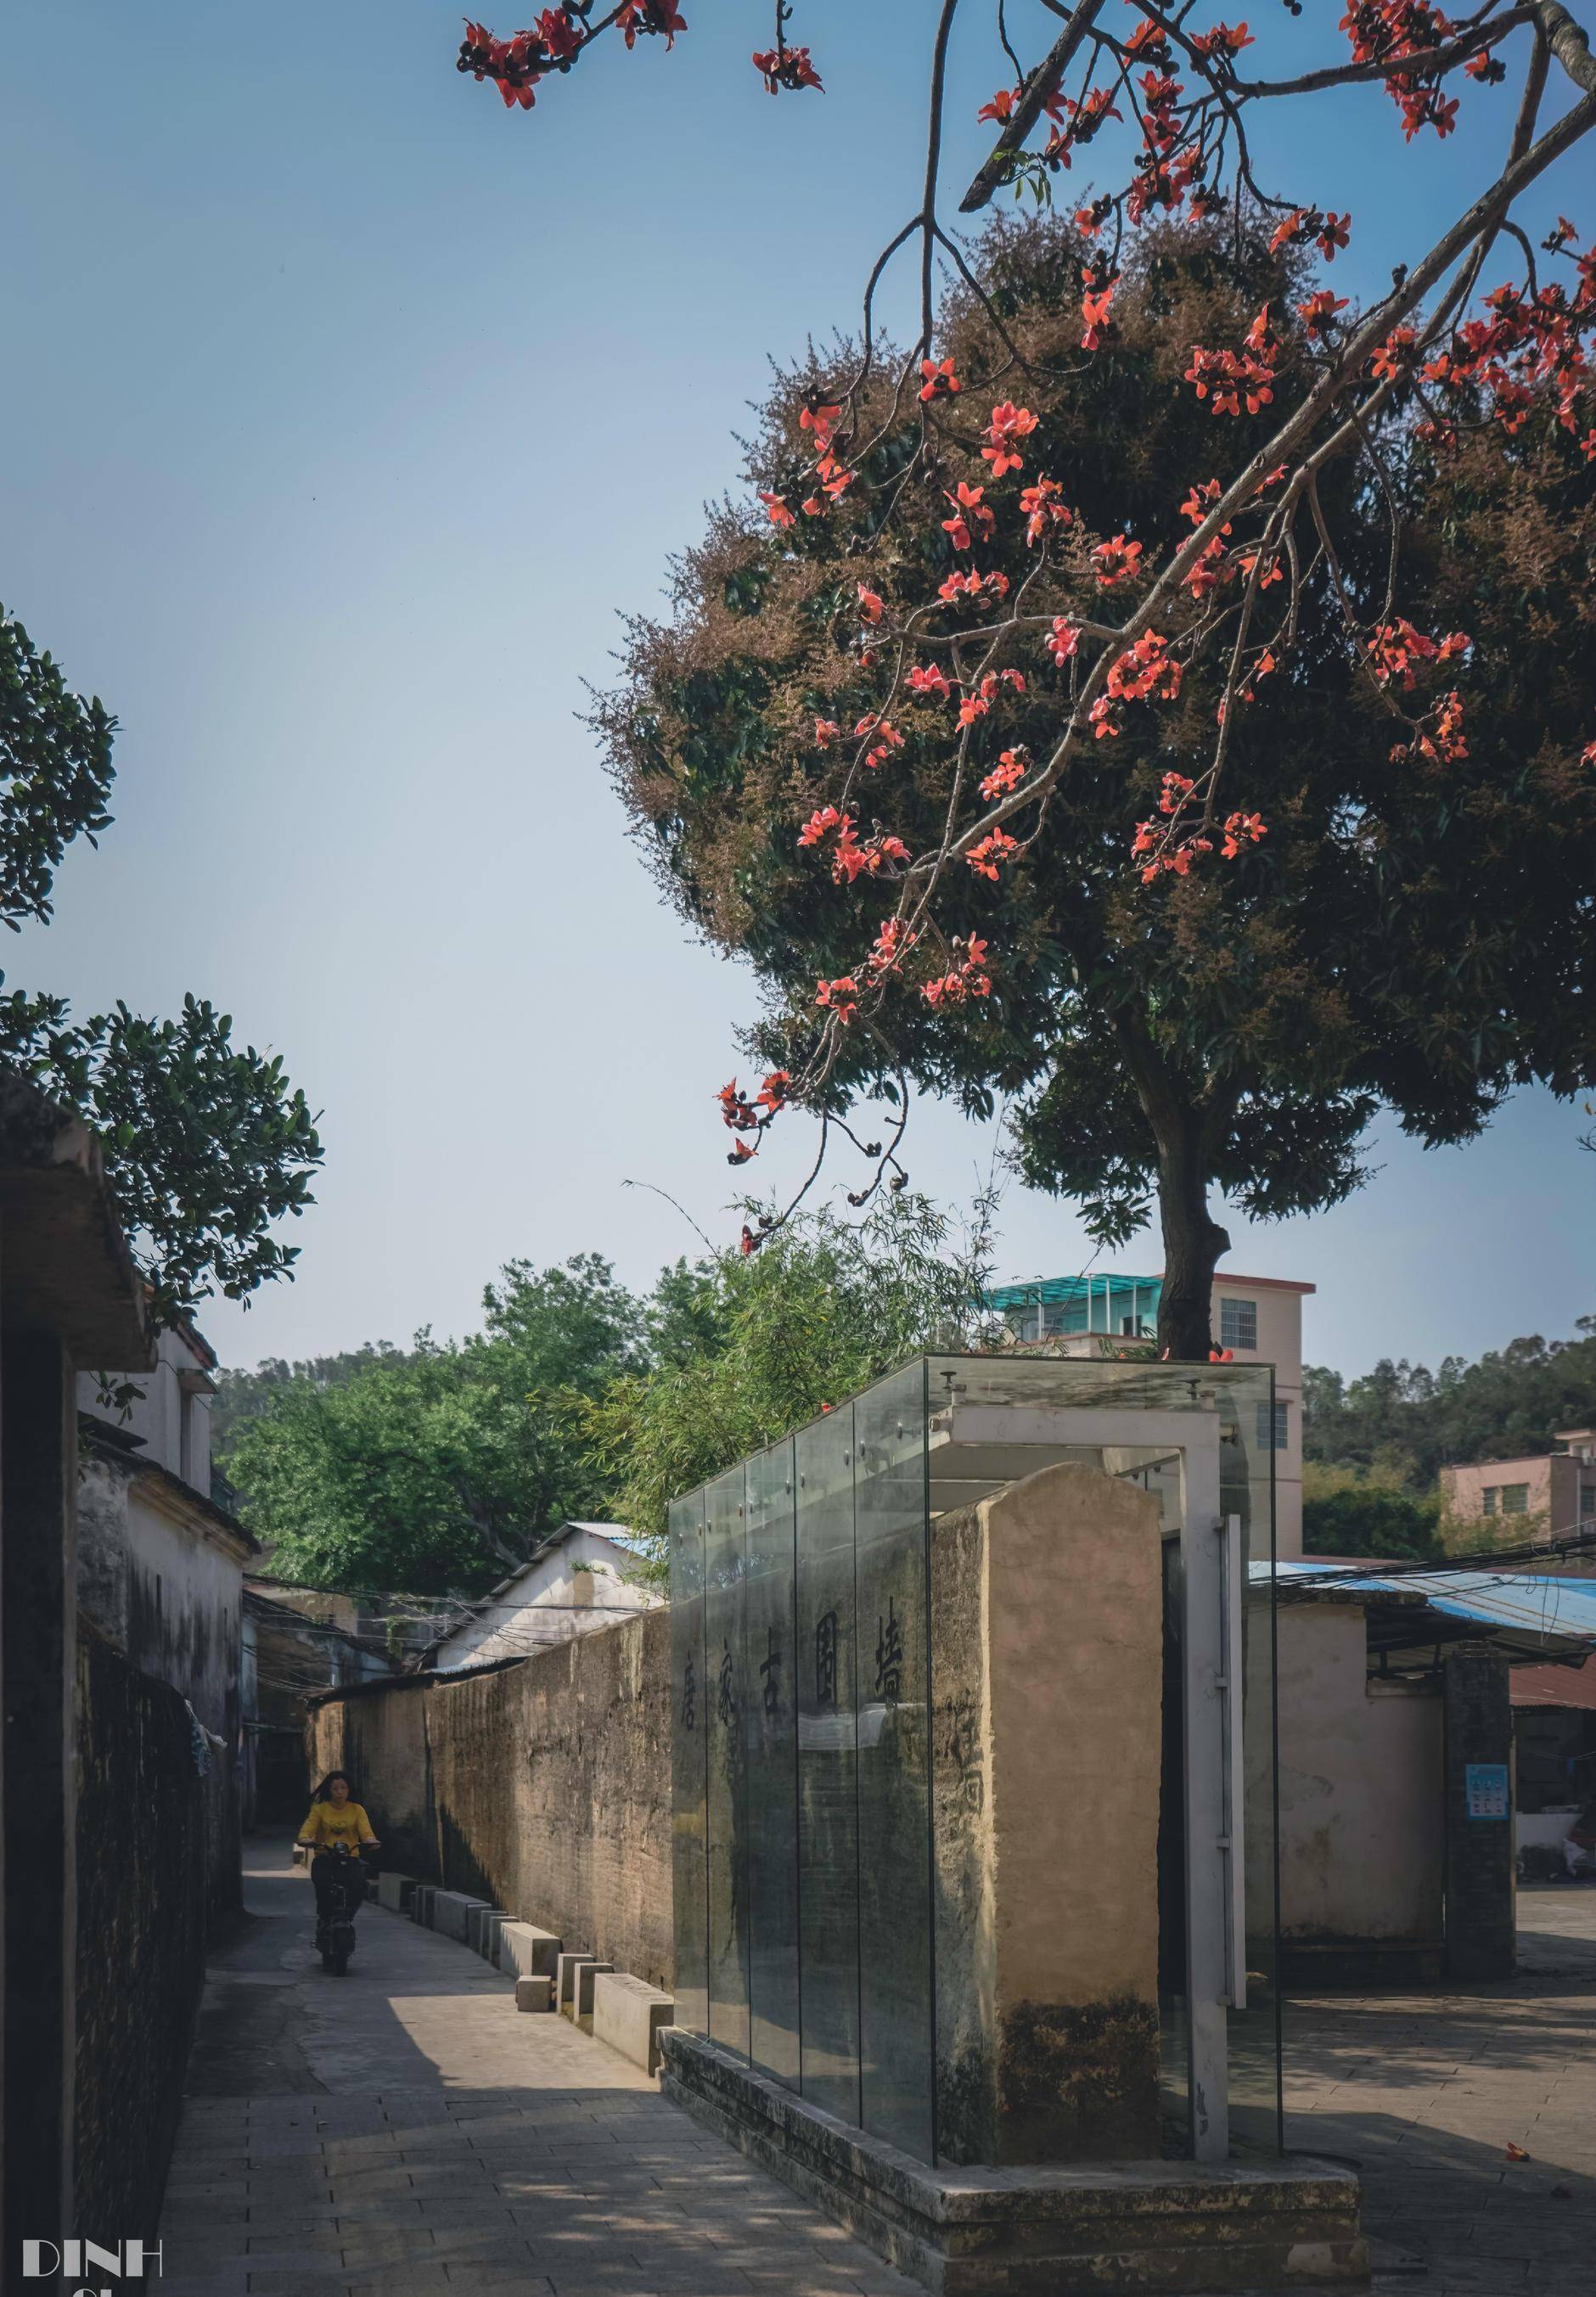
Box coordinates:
[1465,1761,1510,1820]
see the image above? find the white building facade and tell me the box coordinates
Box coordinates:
[430,1521,660,1670]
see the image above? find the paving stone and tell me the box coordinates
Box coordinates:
[160,1855,1588,2297]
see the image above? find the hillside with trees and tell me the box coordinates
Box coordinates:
[1301,1315,1596,1558]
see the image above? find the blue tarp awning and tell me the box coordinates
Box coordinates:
[1255,1562,1596,1669]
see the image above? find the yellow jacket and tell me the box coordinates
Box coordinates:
[298,1799,376,1851]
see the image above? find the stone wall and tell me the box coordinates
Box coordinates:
[1246,1601,1444,1981]
[309,1604,674,1990]
[74,1620,217,2243]
[930,1465,1163,2165]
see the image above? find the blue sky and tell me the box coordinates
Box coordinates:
[3,1,1591,1379]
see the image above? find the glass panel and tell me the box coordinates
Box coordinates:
[853,1362,935,2165]
[705,1463,750,2057]
[923,1350,1283,2159]
[1157,1531,1189,2146]
[746,1439,801,2087]
[671,1349,1284,2164]
[668,1489,708,2039]
[795,1402,861,2126]
[1235,1365,1284,2156]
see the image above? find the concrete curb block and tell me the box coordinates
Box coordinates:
[500,1923,562,1982]
[554,1950,598,2017]
[592,1972,674,2074]
[375,1872,416,1915]
[571,1960,614,2032]
[515,1974,554,2013]
[466,1903,506,1956]
[430,1890,490,1943]
[480,1910,513,1965]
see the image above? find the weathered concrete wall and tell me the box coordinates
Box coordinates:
[932,1463,1163,2165]
[124,1485,244,1747]
[1245,1602,1443,1968]
[310,1604,674,1991]
[78,1448,246,1749]
[74,1621,214,2244]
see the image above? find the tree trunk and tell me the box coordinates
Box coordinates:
[1155,1125,1231,1362]
[1112,1016,1232,1362]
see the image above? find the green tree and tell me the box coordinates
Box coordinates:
[1304,1317,1596,1490]
[213,1342,414,1452]
[1,605,321,1321]
[1,603,114,929]
[1301,1463,1442,1562]
[222,1254,643,1592]
[582,1192,994,1547]
[594,218,1596,1357]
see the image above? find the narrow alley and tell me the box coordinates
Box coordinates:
[160,1856,1596,2297]
[156,1850,920,2297]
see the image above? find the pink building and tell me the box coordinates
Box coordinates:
[1441,1427,1596,1550]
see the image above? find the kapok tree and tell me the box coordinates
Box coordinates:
[464,3,1596,1358]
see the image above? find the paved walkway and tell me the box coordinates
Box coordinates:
[158,1850,919,2296]
[163,1855,1596,2295]
[1291,1885,1596,2295]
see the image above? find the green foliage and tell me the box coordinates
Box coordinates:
[212,1343,414,1450]
[223,1199,996,1592]
[1301,1462,1442,1561]
[221,1255,643,1594]
[0,990,322,1324]
[582,1192,996,1548]
[1303,1316,1596,1490]
[0,604,115,930]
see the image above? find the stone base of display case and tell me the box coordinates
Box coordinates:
[660,2033,1368,2295]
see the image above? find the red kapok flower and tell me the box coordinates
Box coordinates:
[1081,282,1116,351]
[1092,534,1144,587]
[751,42,823,93]
[981,402,1040,478]
[919,356,961,402]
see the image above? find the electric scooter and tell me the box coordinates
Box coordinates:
[314,1841,371,1974]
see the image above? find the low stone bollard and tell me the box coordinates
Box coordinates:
[480,1910,512,1964]
[554,1950,598,2018]
[465,1903,506,1957]
[514,1974,554,2013]
[430,1890,489,1943]
[375,1871,412,1914]
[412,1884,436,1924]
[591,1973,674,2075]
[570,1960,614,2032]
[500,1923,562,1982]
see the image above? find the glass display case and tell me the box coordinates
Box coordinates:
[669,1351,1282,2169]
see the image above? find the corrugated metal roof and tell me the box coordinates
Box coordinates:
[1512,1654,1596,1711]
[1262,1562,1596,1665]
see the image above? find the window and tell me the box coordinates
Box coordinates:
[1482,1487,1498,1515]
[1256,1401,1289,1452]
[1221,1296,1258,1351]
[1582,1485,1596,1519]
[1502,1484,1530,1514]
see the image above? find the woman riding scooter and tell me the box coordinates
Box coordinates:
[296,1772,381,1963]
